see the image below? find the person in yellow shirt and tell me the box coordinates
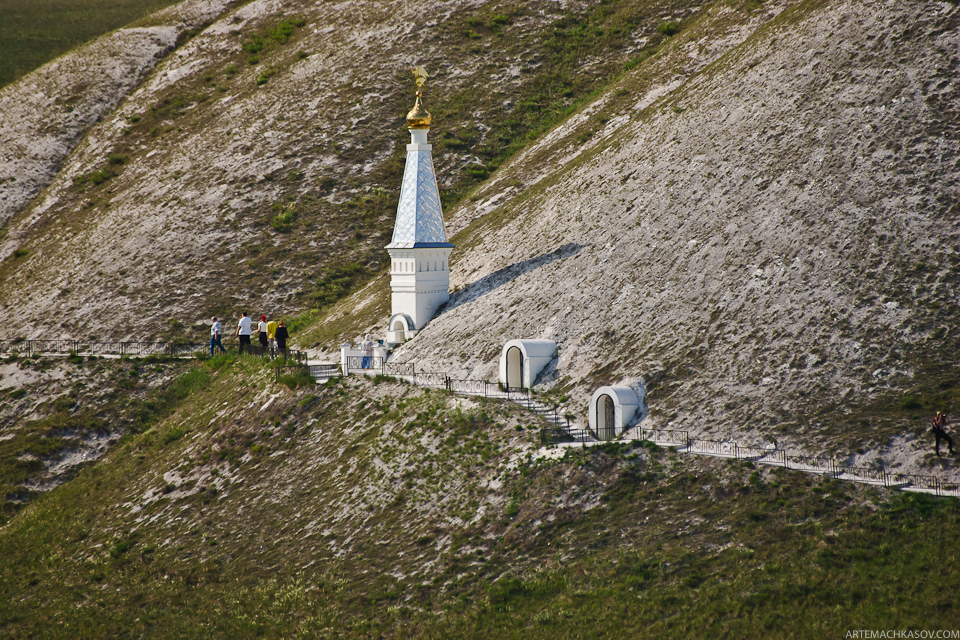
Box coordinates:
[266,317,279,358]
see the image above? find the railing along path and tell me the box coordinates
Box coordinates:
[0,339,306,363]
[296,355,960,499]
[628,430,959,498]
[10,337,953,496]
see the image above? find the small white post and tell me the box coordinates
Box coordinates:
[339,342,352,376]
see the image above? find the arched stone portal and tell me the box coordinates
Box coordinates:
[386,313,416,346]
[589,386,641,441]
[498,339,557,389]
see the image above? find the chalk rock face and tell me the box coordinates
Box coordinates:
[0,0,957,469]
[0,0,234,226]
[392,0,960,454]
[2,0,616,341]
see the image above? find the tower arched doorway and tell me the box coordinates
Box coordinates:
[386,313,415,347]
[506,346,523,390]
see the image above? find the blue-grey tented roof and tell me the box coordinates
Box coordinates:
[386,149,453,249]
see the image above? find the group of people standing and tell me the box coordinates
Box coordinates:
[209,313,289,357]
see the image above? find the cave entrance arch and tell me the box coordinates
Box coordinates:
[386,313,415,346]
[596,394,616,441]
[506,346,523,390]
[589,386,643,441]
[498,339,557,390]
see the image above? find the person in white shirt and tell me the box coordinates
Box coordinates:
[360,333,375,369]
[210,317,226,356]
[257,315,268,350]
[237,312,253,354]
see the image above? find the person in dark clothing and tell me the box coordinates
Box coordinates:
[274,320,289,356]
[933,411,955,457]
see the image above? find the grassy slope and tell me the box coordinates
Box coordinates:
[0,0,185,88]
[3,0,960,635]
[1,359,958,637]
[0,354,204,525]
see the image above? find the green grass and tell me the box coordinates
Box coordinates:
[241,16,305,57]
[0,356,218,524]
[413,490,960,637]
[426,1,679,210]
[2,371,959,638]
[276,367,314,390]
[0,0,184,87]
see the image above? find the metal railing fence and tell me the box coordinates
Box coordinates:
[540,427,594,445]
[630,429,959,497]
[889,473,960,496]
[337,353,960,499]
[0,339,305,362]
[835,465,890,485]
[447,379,489,395]
[275,365,307,382]
[415,371,449,388]
[638,429,690,447]
[344,355,384,373]
[782,454,839,475]
[686,439,737,457]
[309,364,341,378]
[685,438,767,460]
[275,363,341,382]
[382,361,415,377]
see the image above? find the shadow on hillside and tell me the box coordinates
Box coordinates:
[439,243,588,315]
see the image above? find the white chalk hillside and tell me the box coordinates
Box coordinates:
[385,0,960,469]
[0,0,234,227]
[1,0,581,338]
[0,0,957,475]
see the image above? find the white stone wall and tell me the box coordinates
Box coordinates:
[388,247,452,330]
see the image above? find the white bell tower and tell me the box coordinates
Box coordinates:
[385,67,453,343]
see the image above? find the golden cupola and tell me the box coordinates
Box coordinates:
[405,65,431,129]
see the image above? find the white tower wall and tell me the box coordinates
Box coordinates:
[387,247,453,331]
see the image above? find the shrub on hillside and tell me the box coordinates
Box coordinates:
[657,20,681,36]
[269,202,296,231]
[278,369,314,390]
